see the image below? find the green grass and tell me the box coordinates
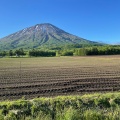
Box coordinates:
[0,92,120,120]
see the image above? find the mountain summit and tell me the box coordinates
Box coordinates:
[0,23,100,50]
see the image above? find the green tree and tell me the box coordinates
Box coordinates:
[9,50,14,57]
[15,48,25,57]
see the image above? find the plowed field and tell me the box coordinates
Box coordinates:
[0,56,120,100]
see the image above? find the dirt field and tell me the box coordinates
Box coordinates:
[0,55,120,100]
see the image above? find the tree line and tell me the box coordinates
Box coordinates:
[0,49,56,57]
[0,48,26,57]
[75,46,120,56]
[29,49,56,57]
[0,45,120,57]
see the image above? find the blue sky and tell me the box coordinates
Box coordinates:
[0,0,120,44]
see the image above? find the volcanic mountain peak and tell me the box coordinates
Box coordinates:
[0,23,101,50]
[7,23,66,39]
[20,23,64,34]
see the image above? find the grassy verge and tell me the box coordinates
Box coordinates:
[0,92,120,120]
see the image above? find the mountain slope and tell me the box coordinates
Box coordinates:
[0,23,101,50]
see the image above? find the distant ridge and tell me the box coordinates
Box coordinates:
[0,23,102,50]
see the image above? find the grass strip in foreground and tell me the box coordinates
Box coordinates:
[0,92,120,120]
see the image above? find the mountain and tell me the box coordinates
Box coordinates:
[0,23,101,50]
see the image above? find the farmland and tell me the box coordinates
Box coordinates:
[0,55,120,100]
